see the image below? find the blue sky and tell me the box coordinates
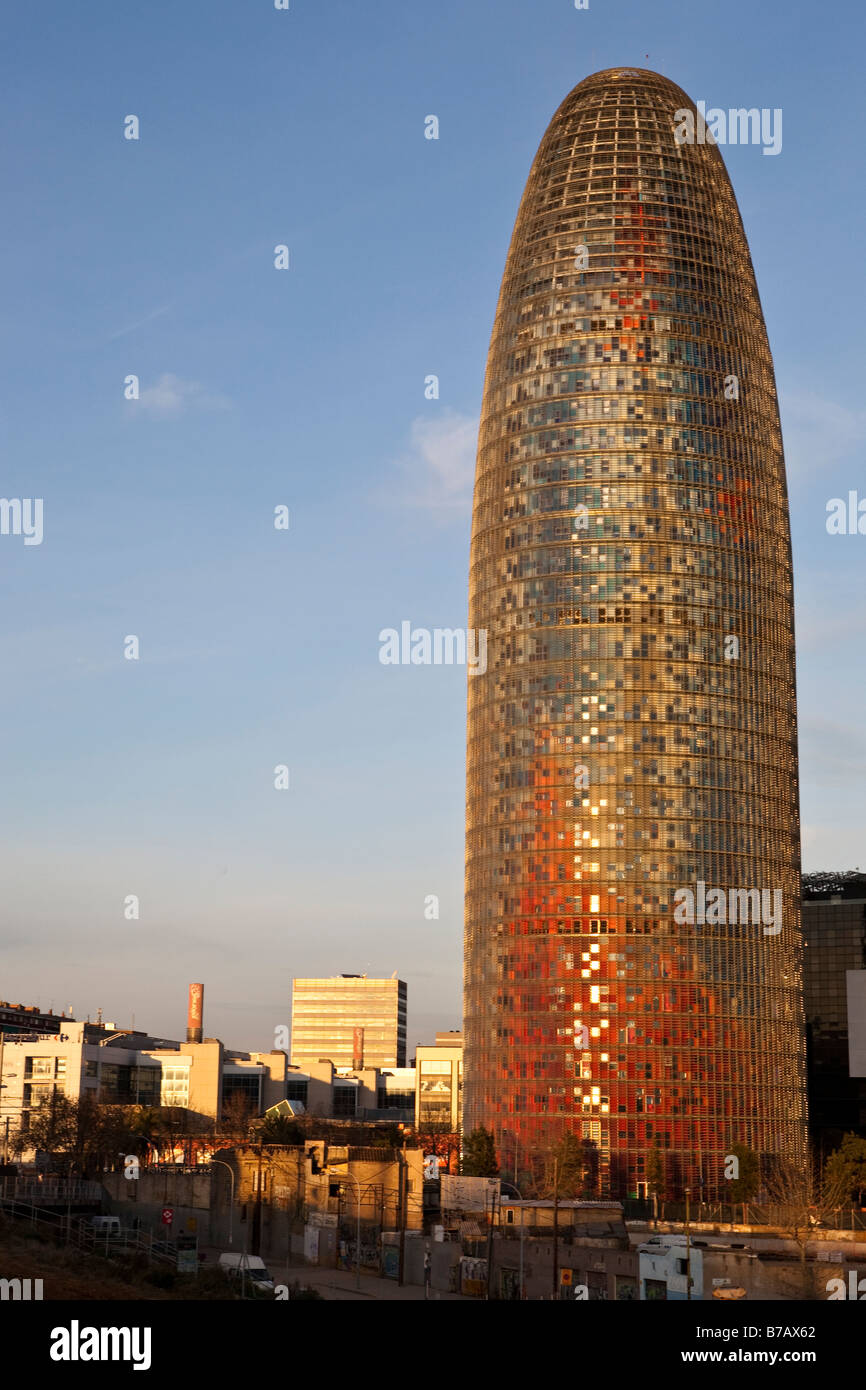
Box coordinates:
[0,0,863,1054]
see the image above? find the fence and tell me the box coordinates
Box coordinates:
[0,1194,176,1266]
[623,1198,866,1231]
[0,1176,104,1204]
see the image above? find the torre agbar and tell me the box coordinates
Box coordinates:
[464,68,808,1199]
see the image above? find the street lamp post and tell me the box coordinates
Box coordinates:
[210,1159,235,1247]
[684,1186,692,1302]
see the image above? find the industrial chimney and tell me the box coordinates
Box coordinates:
[187,982,204,1043]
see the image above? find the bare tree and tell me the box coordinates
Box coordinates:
[763,1154,851,1297]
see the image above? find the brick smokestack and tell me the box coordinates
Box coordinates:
[187,982,204,1044]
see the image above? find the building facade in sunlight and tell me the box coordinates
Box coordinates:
[464,68,807,1198]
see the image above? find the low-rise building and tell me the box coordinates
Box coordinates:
[0,1020,287,1154]
[415,1032,462,1130]
[0,1001,74,1040]
[638,1234,701,1300]
[204,1142,425,1270]
[284,1060,415,1122]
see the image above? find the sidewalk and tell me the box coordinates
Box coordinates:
[200,1246,471,1300]
[300,1268,471,1301]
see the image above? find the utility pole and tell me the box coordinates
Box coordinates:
[485,1189,496,1300]
[340,1176,361,1292]
[552,1156,560,1301]
[517,1206,525,1301]
[397,1149,407,1287]
[210,1159,235,1246]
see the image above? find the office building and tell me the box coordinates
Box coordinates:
[0,1001,75,1040]
[464,67,807,1197]
[283,1060,415,1121]
[0,984,287,1155]
[290,975,407,1070]
[802,871,866,1154]
[415,1032,463,1130]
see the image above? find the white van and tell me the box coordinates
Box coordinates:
[218,1253,275,1293]
[89,1215,122,1239]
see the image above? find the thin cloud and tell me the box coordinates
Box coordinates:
[108,303,173,341]
[132,373,230,417]
[388,410,478,515]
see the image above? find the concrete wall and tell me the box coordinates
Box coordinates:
[103,1169,214,1242]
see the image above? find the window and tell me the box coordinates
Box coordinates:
[222,1074,261,1112]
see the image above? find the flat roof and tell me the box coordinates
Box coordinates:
[501,1199,623,1210]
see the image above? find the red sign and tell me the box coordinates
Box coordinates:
[161,1207,174,1226]
[352,1026,364,1070]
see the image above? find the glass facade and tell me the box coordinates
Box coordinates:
[160,1064,190,1108]
[415,1043,463,1130]
[290,976,407,1070]
[802,873,866,1154]
[222,1071,262,1111]
[465,68,807,1197]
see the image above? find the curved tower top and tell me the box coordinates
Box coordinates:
[465,68,806,1199]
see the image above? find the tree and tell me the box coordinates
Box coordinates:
[537,1132,597,1298]
[824,1133,866,1206]
[544,1132,595,1198]
[258,1114,304,1145]
[410,1126,461,1176]
[153,1103,212,1164]
[16,1093,141,1178]
[18,1091,77,1167]
[763,1153,851,1297]
[646,1142,664,1197]
[208,1094,254,1154]
[462,1126,499,1177]
[726,1142,760,1207]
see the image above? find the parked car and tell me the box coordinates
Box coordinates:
[218,1253,275,1294]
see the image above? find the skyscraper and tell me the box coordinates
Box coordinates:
[465,68,807,1198]
[290,975,407,1070]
